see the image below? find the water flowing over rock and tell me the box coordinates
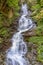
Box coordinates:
[6,4,36,65]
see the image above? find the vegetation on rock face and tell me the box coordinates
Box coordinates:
[26,0,43,63]
[0,0,20,44]
[7,0,20,17]
[0,0,20,17]
[0,0,43,63]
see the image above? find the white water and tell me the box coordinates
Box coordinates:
[6,4,36,65]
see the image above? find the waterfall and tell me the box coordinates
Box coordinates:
[6,4,36,65]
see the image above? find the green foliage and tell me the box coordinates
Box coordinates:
[0,0,20,43]
[31,4,41,11]
[35,26,43,35]
[37,0,40,4]
[29,36,43,44]
[27,36,43,62]
[0,28,9,37]
[0,38,3,44]
[37,44,43,62]
[32,9,43,21]
[0,0,20,18]
[27,0,43,62]
[0,14,3,28]
[7,0,20,17]
[7,0,19,8]
[40,0,43,7]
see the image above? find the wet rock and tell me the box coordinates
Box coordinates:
[23,30,36,37]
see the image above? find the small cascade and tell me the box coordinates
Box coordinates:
[18,4,36,33]
[6,4,36,65]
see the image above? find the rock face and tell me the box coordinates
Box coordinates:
[0,0,43,65]
[23,30,36,37]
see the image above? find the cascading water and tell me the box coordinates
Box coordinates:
[6,4,36,65]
